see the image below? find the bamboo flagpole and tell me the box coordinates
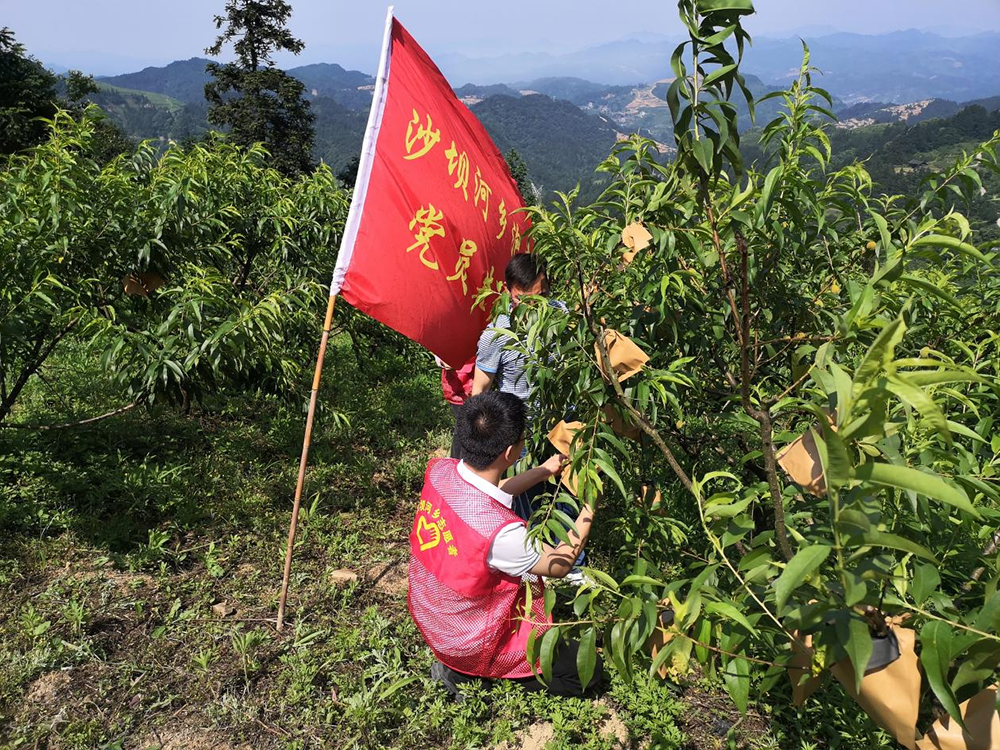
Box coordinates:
[275,6,395,631]
[276,2,528,627]
[277,294,337,630]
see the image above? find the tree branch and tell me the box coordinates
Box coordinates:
[574,258,693,492]
[0,318,77,423]
[1,402,139,431]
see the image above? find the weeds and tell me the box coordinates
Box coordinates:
[0,337,848,749]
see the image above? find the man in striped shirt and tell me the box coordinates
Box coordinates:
[471,254,546,404]
[471,254,586,581]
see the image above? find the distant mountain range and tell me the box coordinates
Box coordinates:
[98,58,376,111]
[68,28,1000,107]
[80,28,1000,201]
[434,29,1000,103]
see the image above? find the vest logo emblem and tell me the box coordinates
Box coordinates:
[416,515,442,551]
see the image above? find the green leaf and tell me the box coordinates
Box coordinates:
[702,64,737,87]
[912,563,941,605]
[946,420,987,444]
[886,373,951,445]
[621,575,665,588]
[723,656,750,713]
[872,212,892,252]
[904,370,984,387]
[851,462,979,518]
[587,568,620,591]
[838,614,873,693]
[696,0,754,12]
[952,641,1000,692]
[920,620,966,728]
[576,626,598,691]
[757,166,781,221]
[594,457,627,499]
[701,23,737,46]
[814,419,851,488]
[692,138,715,175]
[912,234,992,265]
[648,636,675,679]
[859,531,938,564]
[526,628,541,680]
[543,586,556,618]
[843,573,868,607]
[897,274,962,312]
[705,600,758,635]
[773,546,832,613]
[974,594,1000,633]
[540,626,560,685]
[379,674,419,700]
[610,619,631,678]
[854,316,906,389]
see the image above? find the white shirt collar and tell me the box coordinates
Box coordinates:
[456,460,513,508]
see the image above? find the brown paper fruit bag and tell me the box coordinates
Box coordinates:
[547,420,585,496]
[635,484,663,514]
[622,221,653,264]
[915,684,1000,750]
[601,404,641,441]
[647,608,676,679]
[776,428,827,497]
[830,627,921,750]
[123,271,166,298]
[787,632,825,705]
[596,330,649,383]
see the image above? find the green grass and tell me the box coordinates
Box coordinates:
[0,334,893,749]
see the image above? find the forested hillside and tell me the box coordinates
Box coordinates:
[98,58,214,103]
[470,94,621,201]
[88,84,209,143]
[742,101,1000,241]
[836,105,1000,240]
[82,48,1000,203]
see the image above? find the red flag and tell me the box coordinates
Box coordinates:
[331,8,531,368]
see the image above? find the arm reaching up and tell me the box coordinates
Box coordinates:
[499,454,564,496]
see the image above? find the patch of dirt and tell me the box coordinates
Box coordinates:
[24,670,72,707]
[496,721,554,750]
[137,723,252,749]
[595,699,629,748]
[366,559,408,597]
[70,566,155,592]
[677,684,769,749]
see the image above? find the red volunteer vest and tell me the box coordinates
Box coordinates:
[407,458,551,678]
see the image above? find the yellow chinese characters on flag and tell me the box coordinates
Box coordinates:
[331,10,531,368]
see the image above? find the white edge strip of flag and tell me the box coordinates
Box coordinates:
[330,5,395,296]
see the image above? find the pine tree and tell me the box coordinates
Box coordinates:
[504,148,534,205]
[0,27,58,154]
[204,0,315,177]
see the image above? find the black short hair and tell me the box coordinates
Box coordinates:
[505,254,544,292]
[456,392,526,470]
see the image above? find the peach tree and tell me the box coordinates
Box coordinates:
[510,0,1000,737]
[0,110,350,422]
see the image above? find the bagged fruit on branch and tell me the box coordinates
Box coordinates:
[596,330,649,383]
[548,420,585,495]
[602,404,641,440]
[622,221,653,264]
[830,627,921,749]
[915,684,1000,750]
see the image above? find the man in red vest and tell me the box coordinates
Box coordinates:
[408,391,602,698]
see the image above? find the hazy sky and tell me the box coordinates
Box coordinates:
[4,0,1000,75]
